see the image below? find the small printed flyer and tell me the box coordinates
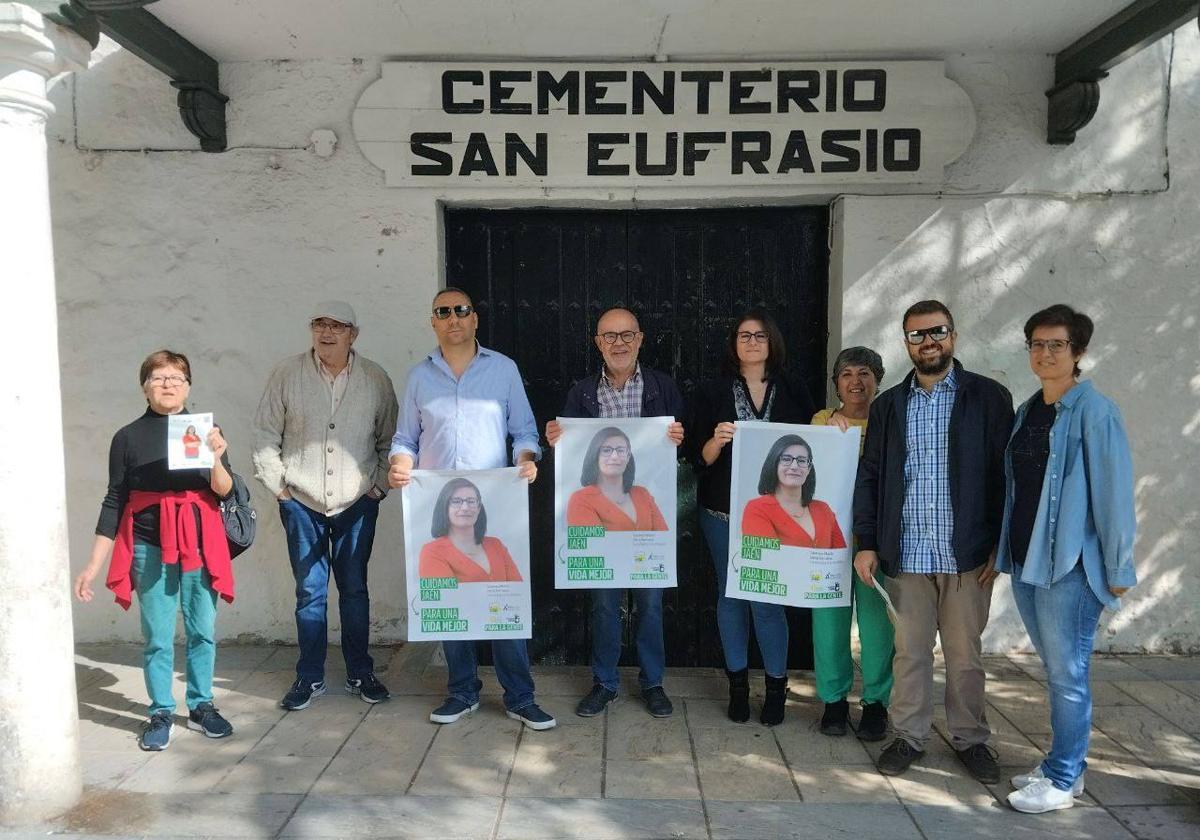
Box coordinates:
[402,467,532,641]
[554,416,678,589]
[725,420,860,608]
[167,412,214,470]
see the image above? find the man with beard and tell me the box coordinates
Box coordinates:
[851,300,1013,783]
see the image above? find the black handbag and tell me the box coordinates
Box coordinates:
[220,472,257,558]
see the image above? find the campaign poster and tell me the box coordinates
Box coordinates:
[167,412,214,470]
[726,421,861,608]
[554,416,677,589]
[403,468,532,641]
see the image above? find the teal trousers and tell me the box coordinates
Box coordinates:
[811,571,895,705]
[132,543,218,715]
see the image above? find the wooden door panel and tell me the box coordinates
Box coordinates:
[445,207,828,668]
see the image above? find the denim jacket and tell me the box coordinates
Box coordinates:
[996,380,1137,608]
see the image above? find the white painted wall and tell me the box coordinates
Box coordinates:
[50,22,1199,652]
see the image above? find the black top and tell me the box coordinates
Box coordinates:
[685,372,815,514]
[95,407,231,546]
[1008,397,1055,567]
[852,359,1015,576]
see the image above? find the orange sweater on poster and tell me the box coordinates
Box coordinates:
[418,536,523,583]
[740,495,846,549]
[566,485,669,531]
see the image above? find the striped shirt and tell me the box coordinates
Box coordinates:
[597,364,644,419]
[900,367,959,574]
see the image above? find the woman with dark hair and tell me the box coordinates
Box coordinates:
[419,477,522,582]
[998,305,1137,814]
[686,308,815,726]
[73,350,236,751]
[567,426,668,531]
[741,434,846,549]
[810,346,894,741]
[182,424,202,459]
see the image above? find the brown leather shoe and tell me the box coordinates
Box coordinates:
[876,738,924,776]
[956,743,1001,784]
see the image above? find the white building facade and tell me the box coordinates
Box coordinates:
[20,2,1200,657]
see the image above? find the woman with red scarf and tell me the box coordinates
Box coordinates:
[73,350,236,751]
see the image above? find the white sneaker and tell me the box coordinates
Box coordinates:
[1010,765,1085,797]
[1007,777,1076,813]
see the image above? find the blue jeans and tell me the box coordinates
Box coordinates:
[1011,560,1105,791]
[278,494,380,683]
[590,587,665,692]
[699,508,789,677]
[443,639,535,712]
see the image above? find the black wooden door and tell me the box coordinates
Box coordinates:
[445,207,829,668]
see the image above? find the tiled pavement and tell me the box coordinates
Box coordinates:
[9,644,1200,839]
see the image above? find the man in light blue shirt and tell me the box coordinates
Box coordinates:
[388,286,555,731]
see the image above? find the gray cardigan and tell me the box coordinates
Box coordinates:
[252,351,398,515]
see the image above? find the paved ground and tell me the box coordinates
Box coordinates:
[6,645,1199,839]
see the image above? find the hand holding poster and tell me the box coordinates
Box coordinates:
[726,421,861,608]
[168,412,214,470]
[554,417,678,589]
[403,468,532,641]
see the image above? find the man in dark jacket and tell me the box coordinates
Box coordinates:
[852,300,1014,783]
[546,307,684,719]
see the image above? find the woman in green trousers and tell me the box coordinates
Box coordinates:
[810,346,894,740]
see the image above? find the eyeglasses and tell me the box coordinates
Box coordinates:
[599,445,630,458]
[145,375,188,387]
[598,330,640,345]
[904,325,952,345]
[433,304,474,320]
[737,331,769,344]
[311,319,351,334]
[778,454,811,467]
[1026,339,1072,355]
[448,496,480,509]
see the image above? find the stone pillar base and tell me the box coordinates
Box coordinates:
[0,3,91,826]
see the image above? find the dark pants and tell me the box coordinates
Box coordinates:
[443,639,536,712]
[590,588,665,692]
[279,494,380,683]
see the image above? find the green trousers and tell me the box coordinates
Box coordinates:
[132,543,218,715]
[811,571,895,705]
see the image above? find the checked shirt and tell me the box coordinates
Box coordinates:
[597,364,644,419]
[900,366,959,575]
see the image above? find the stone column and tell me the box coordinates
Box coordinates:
[0,3,90,826]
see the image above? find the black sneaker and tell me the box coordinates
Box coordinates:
[575,684,619,717]
[820,699,849,736]
[138,711,173,751]
[642,686,674,718]
[430,696,479,724]
[346,672,390,704]
[876,738,924,776]
[506,703,557,731]
[280,678,326,711]
[856,701,889,742]
[956,743,1001,784]
[187,702,233,738]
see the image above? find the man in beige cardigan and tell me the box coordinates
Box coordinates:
[253,301,398,711]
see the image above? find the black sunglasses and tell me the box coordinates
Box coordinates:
[433,304,474,320]
[904,325,952,345]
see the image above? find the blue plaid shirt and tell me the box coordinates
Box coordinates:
[900,367,959,574]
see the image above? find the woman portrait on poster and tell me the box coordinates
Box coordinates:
[566,426,668,532]
[182,424,202,459]
[741,434,847,549]
[419,477,523,583]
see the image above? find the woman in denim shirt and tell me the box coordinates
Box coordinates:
[996,305,1137,814]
